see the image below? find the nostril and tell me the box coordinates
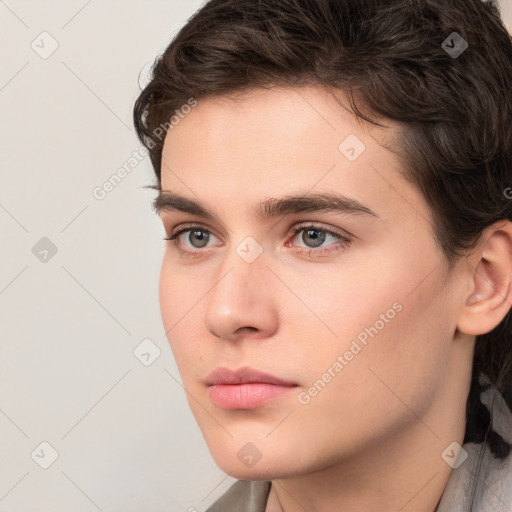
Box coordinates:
[236,326,259,334]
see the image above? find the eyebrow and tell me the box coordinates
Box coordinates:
[153,190,379,221]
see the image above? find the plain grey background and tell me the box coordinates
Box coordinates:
[1,1,511,511]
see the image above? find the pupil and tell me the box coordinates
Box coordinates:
[190,230,209,248]
[304,229,325,248]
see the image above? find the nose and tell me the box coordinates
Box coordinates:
[203,245,279,342]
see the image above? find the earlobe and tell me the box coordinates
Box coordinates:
[458,222,512,336]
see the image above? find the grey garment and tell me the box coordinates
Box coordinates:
[436,375,512,512]
[205,480,271,512]
[205,375,512,512]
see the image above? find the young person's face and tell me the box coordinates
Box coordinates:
[157,86,474,480]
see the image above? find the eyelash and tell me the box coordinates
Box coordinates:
[163,222,352,258]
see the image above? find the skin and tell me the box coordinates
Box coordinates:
[156,85,512,512]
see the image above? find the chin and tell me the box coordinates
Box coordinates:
[215,460,284,481]
[208,444,299,481]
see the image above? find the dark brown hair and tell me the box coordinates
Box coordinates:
[133,0,512,458]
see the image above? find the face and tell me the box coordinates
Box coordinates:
[157,85,469,480]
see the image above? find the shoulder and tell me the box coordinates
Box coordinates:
[204,480,271,512]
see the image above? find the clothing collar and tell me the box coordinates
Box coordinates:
[436,374,512,512]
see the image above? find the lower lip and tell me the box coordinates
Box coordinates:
[208,383,297,409]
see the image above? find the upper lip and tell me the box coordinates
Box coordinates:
[205,366,298,386]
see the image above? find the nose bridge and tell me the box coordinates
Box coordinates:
[208,240,266,311]
[203,237,276,339]
[216,233,268,294]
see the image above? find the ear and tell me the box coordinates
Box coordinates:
[458,220,512,336]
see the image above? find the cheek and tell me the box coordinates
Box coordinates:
[158,260,174,332]
[159,255,202,325]
[158,256,213,372]
[285,243,453,392]
[158,259,193,356]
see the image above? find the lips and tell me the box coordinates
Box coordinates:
[205,366,297,386]
[205,366,299,410]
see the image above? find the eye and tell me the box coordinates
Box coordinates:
[286,223,352,256]
[164,225,219,251]
[164,222,352,257]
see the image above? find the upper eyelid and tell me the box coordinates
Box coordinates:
[292,222,350,235]
[169,223,220,239]
[160,208,357,235]
[168,222,352,242]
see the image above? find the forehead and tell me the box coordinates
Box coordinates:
[159,85,429,229]
[168,86,391,144]
[162,86,396,176]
